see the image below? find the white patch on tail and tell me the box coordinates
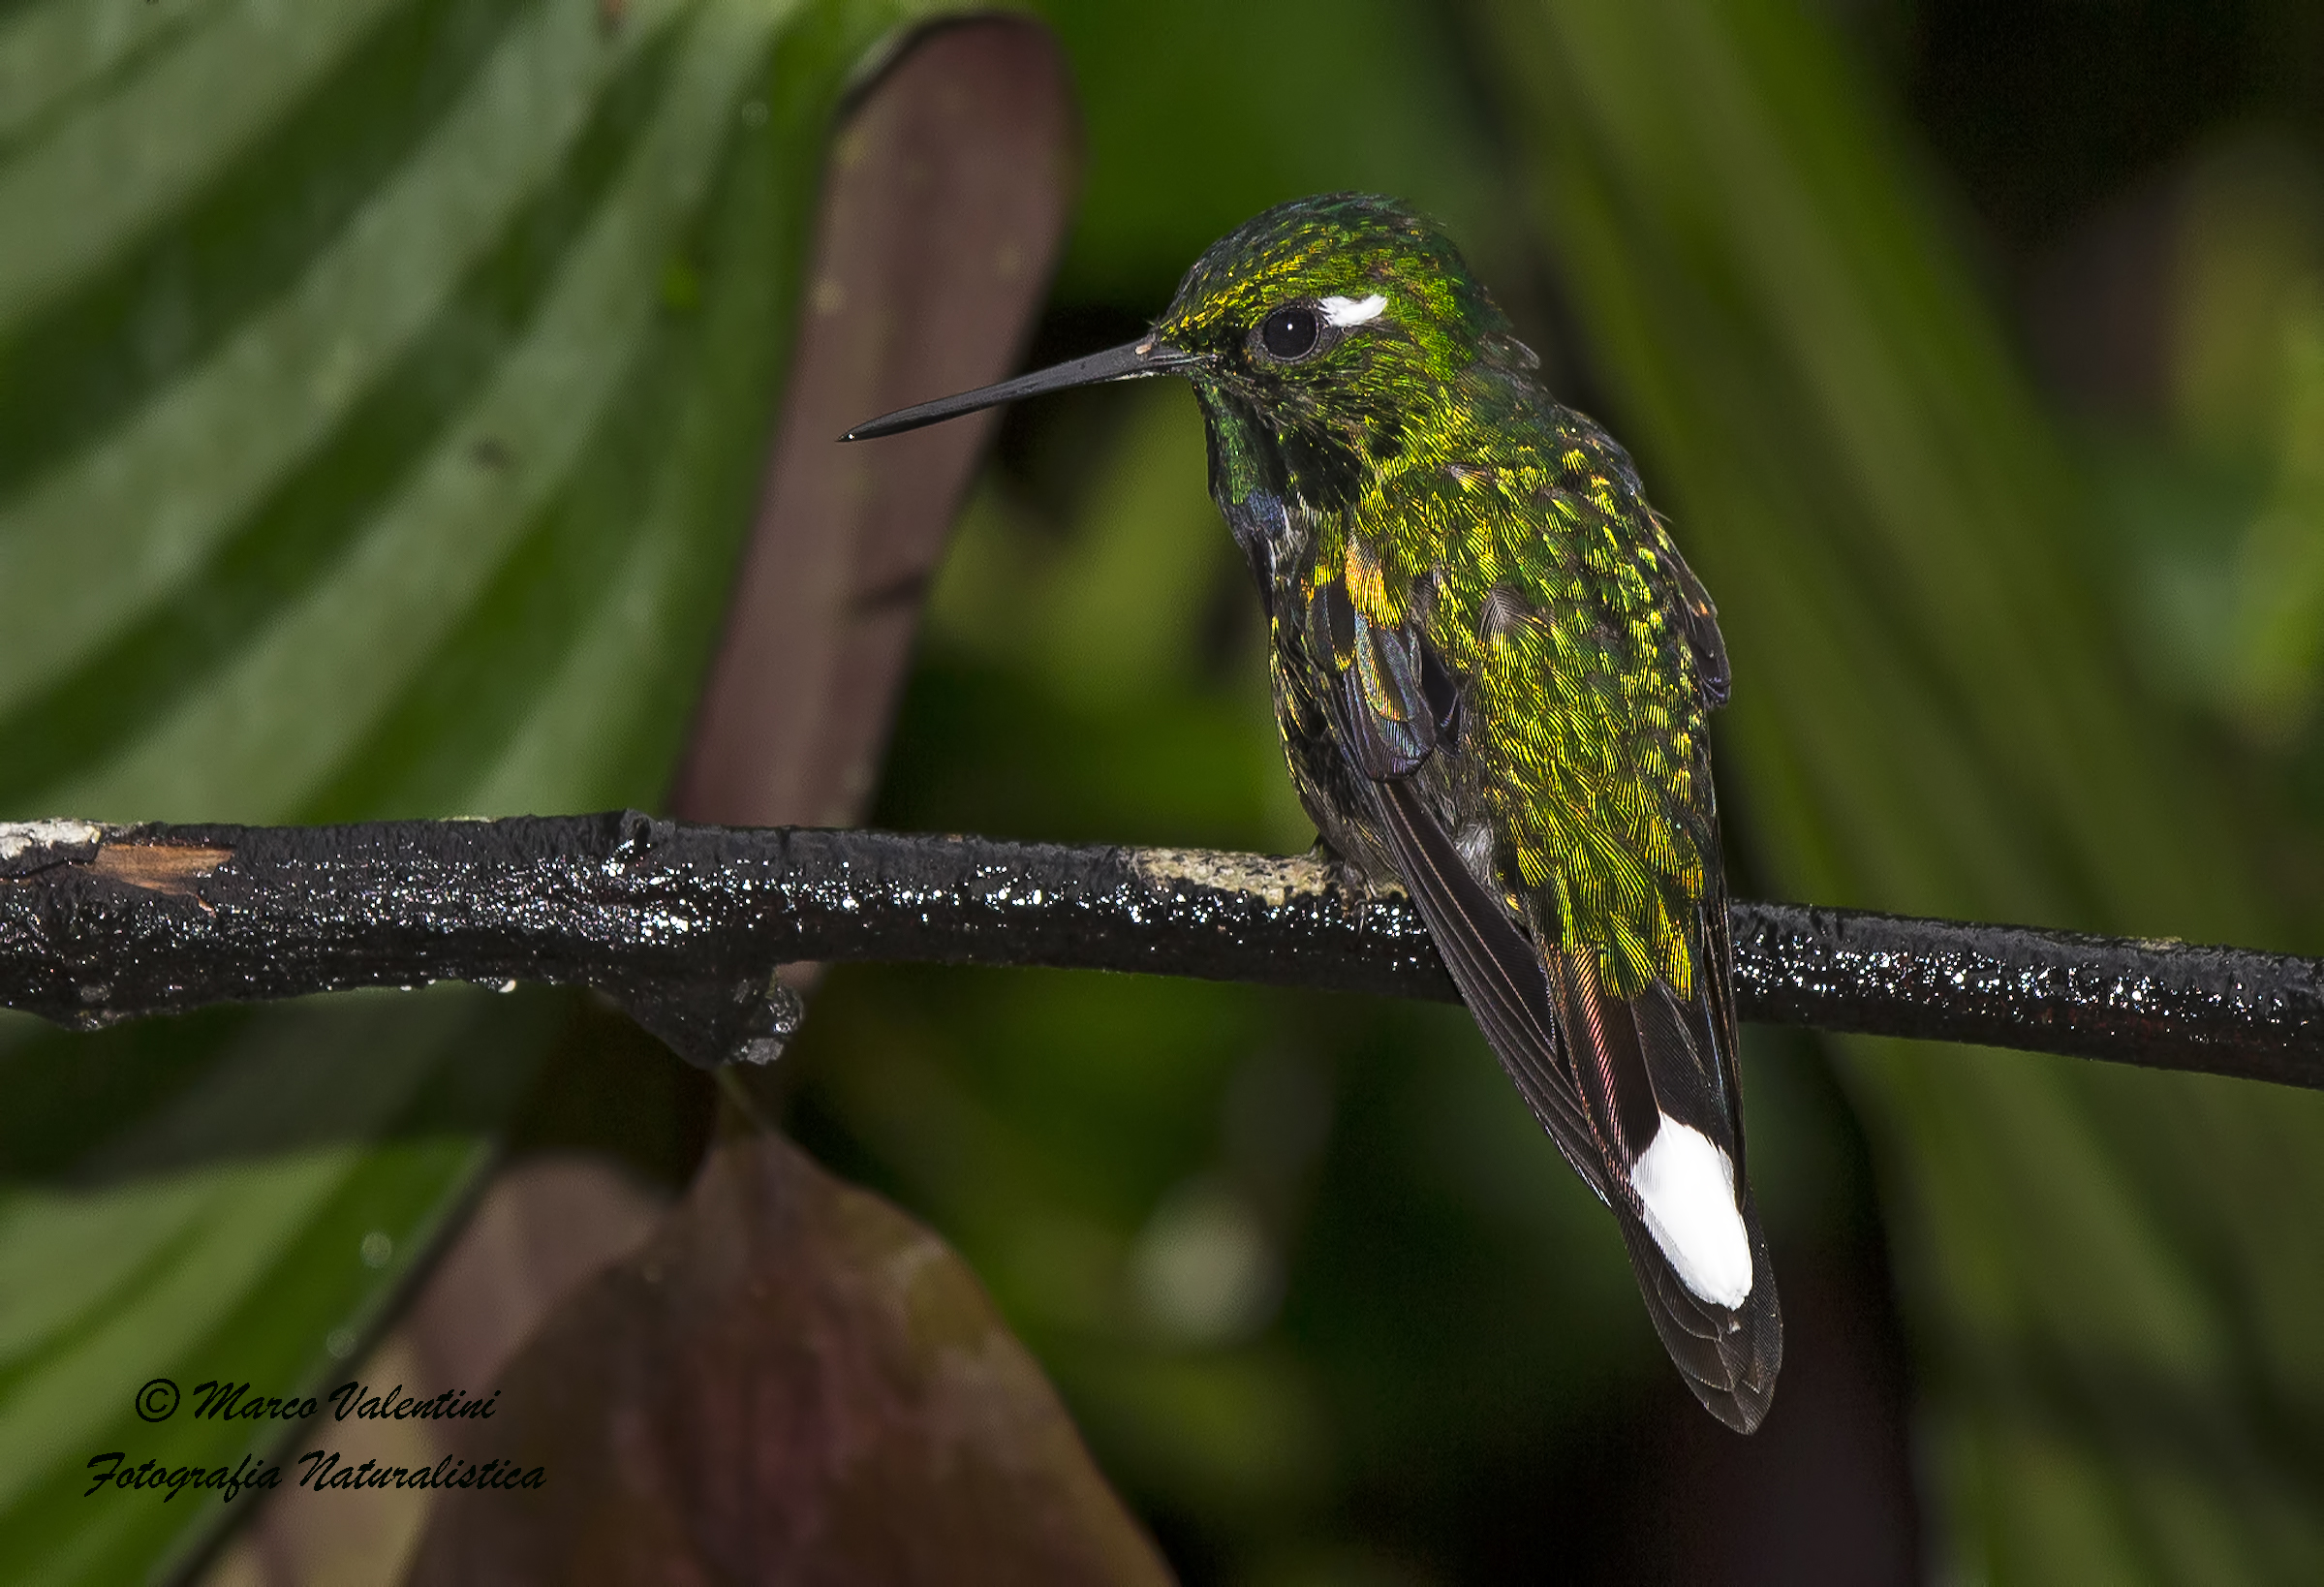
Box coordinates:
[1320,293,1386,327]
[1631,1116,1752,1308]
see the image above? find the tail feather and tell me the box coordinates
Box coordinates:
[1549,943,1782,1433]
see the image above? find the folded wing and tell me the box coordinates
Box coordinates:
[1314,577,1781,1432]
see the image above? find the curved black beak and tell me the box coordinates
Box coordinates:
[841,336,1198,441]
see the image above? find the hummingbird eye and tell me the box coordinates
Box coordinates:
[1257,304,1322,361]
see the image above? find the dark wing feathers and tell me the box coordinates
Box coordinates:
[1553,947,1662,1159]
[1321,644,1605,1191]
[1693,853,1750,1160]
[1319,584,1780,1432]
[1369,753,1609,1199]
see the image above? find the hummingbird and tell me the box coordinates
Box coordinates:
[846,193,1780,1431]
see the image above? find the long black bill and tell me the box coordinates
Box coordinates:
[841,336,1197,441]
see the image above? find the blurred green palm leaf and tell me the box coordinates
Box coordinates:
[1474,0,2324,1577]
[0,0,962,1579]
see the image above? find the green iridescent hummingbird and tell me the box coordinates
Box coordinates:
[847,194,1781,1431]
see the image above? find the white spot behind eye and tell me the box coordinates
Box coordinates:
[1320,293,1386,327]
[1630,1115,1753,1308]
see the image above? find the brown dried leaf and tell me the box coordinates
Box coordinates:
[405,1132,1174,1586]
[671,16,1079,831]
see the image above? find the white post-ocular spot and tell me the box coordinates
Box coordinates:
[1320,293,1386,327]
[1630,1115,1753,1308]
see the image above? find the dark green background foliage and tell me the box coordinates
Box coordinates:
[5,0,2324,1582]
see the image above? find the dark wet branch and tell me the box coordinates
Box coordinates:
[0,812,2317,1085]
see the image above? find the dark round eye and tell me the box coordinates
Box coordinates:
[1258,304,1321,360]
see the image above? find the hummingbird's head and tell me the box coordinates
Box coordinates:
[842,195,1531,505]
[1153,193,1529,420]
[1145,193,1534,511]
